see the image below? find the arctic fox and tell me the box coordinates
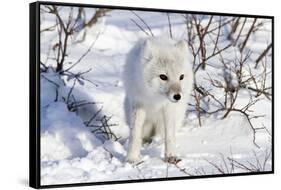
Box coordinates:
[123,37,194,163]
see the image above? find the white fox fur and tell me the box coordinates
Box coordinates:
[123,37,194,163]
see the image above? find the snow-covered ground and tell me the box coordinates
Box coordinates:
[40,6,272,185]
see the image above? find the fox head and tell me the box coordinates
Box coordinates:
[141,38,194,103]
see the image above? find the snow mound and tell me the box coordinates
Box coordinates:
[178,113,255,155]
[41,102,102,161]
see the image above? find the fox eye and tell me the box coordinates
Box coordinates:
[159,74,168,81]
[179,74,184,80]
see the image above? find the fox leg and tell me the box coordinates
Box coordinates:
[162,105,177,161]
[127,105,146,163]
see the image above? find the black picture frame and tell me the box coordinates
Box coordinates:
[30,1,274,189]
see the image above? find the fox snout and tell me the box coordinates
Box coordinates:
[168,83,182,102]
[170,93,182,102]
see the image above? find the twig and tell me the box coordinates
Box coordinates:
[234,18,247,46]
[167,13,173,39]
[255,43,272,68]
[240,18,257,53]
[229,108,260,148]
[130,19,151,36]
[85,106,103,126]
[131,11,154,36]
[41,75,60,88]
[66,78,77,105]
[64,32,100,72]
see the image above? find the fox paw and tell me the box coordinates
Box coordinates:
[164,156,182,164]
[126,154,141,164]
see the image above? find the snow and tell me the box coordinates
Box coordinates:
[39,6,272,185]
[41,102,102,161]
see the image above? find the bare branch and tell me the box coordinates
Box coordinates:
[239,18,257,53]
[131,11,154,36]
[255,43,272,68]
[167,13,173,39]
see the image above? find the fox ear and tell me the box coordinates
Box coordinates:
[144,39,155,51]
[143,39,156,60]
[175,40,187,52]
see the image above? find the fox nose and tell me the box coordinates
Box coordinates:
[173,94,181,101]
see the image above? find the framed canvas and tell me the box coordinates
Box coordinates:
[29,1,274,188]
